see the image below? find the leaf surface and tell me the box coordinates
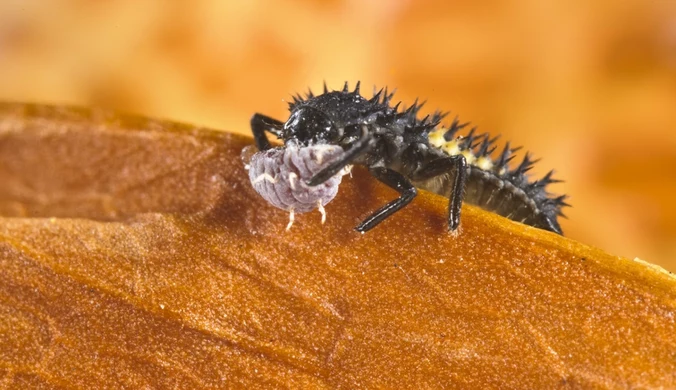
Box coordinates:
[0,103,674,389]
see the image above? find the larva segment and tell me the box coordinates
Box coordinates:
[426,122,567,234]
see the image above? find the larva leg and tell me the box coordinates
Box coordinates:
[250,113,284,151]
[306,132,373,186]
[355,167,417,233]
[413,155,468,231]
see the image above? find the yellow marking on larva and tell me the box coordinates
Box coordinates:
[461,150,476,165]
[437,139,461,156]
[475,156,494,171]
[428,128,447,148]
[430,128,465,156]
[430,130,487,168]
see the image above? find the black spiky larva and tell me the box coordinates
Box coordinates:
[247,81,570,234]
[242,142,351,230]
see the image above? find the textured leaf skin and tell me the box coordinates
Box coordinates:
[0,103,674,389]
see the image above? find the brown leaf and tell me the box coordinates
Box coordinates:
[0,103,674,389]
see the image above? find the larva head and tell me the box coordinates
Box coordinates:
[283,106,339,146]
[283,82,398,146]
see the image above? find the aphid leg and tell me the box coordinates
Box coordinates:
[413,155,468,231]
[340,164,354,178]
[317,200,327,224]
[355,167,417,233]
[288,172,298,190]
[286,208,295,231]
[250,113,284,151]
[314,144,336,165]
[252,173,277,184]
[306,133,374,186]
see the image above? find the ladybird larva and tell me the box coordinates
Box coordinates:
[247,81,569,234]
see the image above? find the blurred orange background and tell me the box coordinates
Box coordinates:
[1,0,675,270]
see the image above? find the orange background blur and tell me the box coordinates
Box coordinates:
[1,1,675,270]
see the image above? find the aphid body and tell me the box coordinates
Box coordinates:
[249,82,569,234]
[243,143,349,229]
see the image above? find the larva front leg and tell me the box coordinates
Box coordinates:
[250,113,284,151]
[355,167,417,233]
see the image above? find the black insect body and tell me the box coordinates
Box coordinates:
[249,82,569,234]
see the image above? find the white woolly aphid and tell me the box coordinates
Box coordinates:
[242,143,351,230]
